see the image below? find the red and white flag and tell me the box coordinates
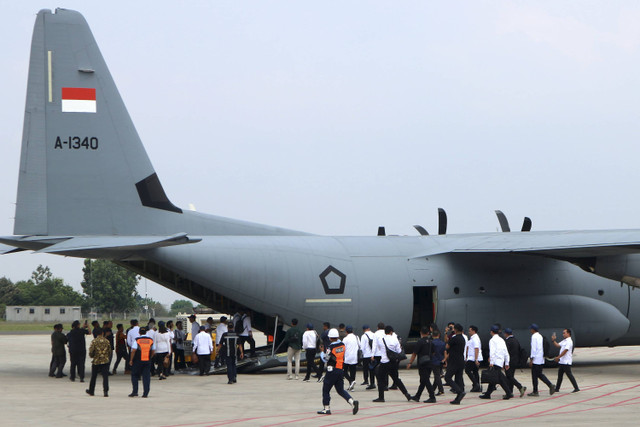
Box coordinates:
[61,87,96,113]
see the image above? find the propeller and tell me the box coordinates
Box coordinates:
[521,217,532,232]
[377,226,386,236]
[438,208,447,235]
[413,225,429,236]
[495,210,511,232]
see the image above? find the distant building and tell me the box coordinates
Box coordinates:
[6,306,82,322]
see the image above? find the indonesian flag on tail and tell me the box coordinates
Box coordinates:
[61,87,96,113]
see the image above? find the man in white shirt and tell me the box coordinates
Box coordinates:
[552,328,579,393]
[192,325,213,376]
[360,325,376,388]
[370,322,386,391]
[372,325,411,403]
[239,311,256,358]
[126,320,140,350]
[302,323,321,382]
[342,326,360,391]
[189,315,200,340]
[480,325,512,400]
[215,316,228,346]
[527,323,555,396]
[465,326,483,393]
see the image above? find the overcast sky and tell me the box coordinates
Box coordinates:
[2,1,640,304]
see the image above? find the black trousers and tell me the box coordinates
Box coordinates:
[69,351,86,380]
[344,363,357,384]
[304,349,320,379]
[197,353,211,375]
[50,353,66,377]
[113,348,128,371]
[414,364,436,400]
[131,361,151,396]
[377,362,408,400]
[531,363,553,392]
[505,366,523,393]
[465,360,480,388]
[174,348,186,370]
[322,369,352,406]
[484,367,511,396]
[155,352,169,377]
[239,335,255,356]
[88,363,109,394]
[224,355,237,382]
[556,364,579,391]
[445,364,465,395]
[361,357,374,384]
[432,364,445,393]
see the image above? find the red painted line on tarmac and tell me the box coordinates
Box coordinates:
[476,383,640,425]
[374,401,500,427]
[392,384,608,427]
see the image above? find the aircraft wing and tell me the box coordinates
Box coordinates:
[416,229,640,259]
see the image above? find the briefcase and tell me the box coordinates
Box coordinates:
[480,367,499,384]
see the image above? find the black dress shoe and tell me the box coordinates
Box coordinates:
[360,381,369,386]
[479,394,491,399]
[372,398,385,402]
[352,400,359,415]
[85,389,94,396]
[389,385,398,390]
[424,398,437,403]
[142,394,148,398]
[366,384,376,390]
[128,393,138,397]
[104,392,109,397]
[502,394,513,400]
[409,395,420,402]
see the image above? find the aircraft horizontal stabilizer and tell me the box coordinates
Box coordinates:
[0,233,200,257]
[0,244,26,255]
[37,233,201,255]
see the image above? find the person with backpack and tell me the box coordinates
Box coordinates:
[283,318,303,380]
[407,326,437,403]
[360,325,376,389]
[504,328,527,397]
[372,325,411,403]
[527,323,555,396]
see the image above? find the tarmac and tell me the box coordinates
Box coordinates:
[0,333,638,426]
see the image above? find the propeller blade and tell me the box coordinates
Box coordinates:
[438,208,447,235]
[414,225,429,236]
[495,210,511,232]
[521,217,532,232]
[377,226,386,236]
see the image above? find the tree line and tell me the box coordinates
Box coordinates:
[0,261,194,318]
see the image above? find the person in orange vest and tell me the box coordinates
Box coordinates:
[128,327,156,398]
[317,328,359,416]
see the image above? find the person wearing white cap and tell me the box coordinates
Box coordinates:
[317,328,359,416]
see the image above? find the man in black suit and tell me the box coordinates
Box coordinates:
[504,328,526,398]
[444,323,467,405]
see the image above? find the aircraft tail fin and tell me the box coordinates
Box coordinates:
[15,9,181,237]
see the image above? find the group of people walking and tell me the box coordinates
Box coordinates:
[279,319,580,415]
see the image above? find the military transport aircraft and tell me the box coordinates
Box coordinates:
[2,9,640,349]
